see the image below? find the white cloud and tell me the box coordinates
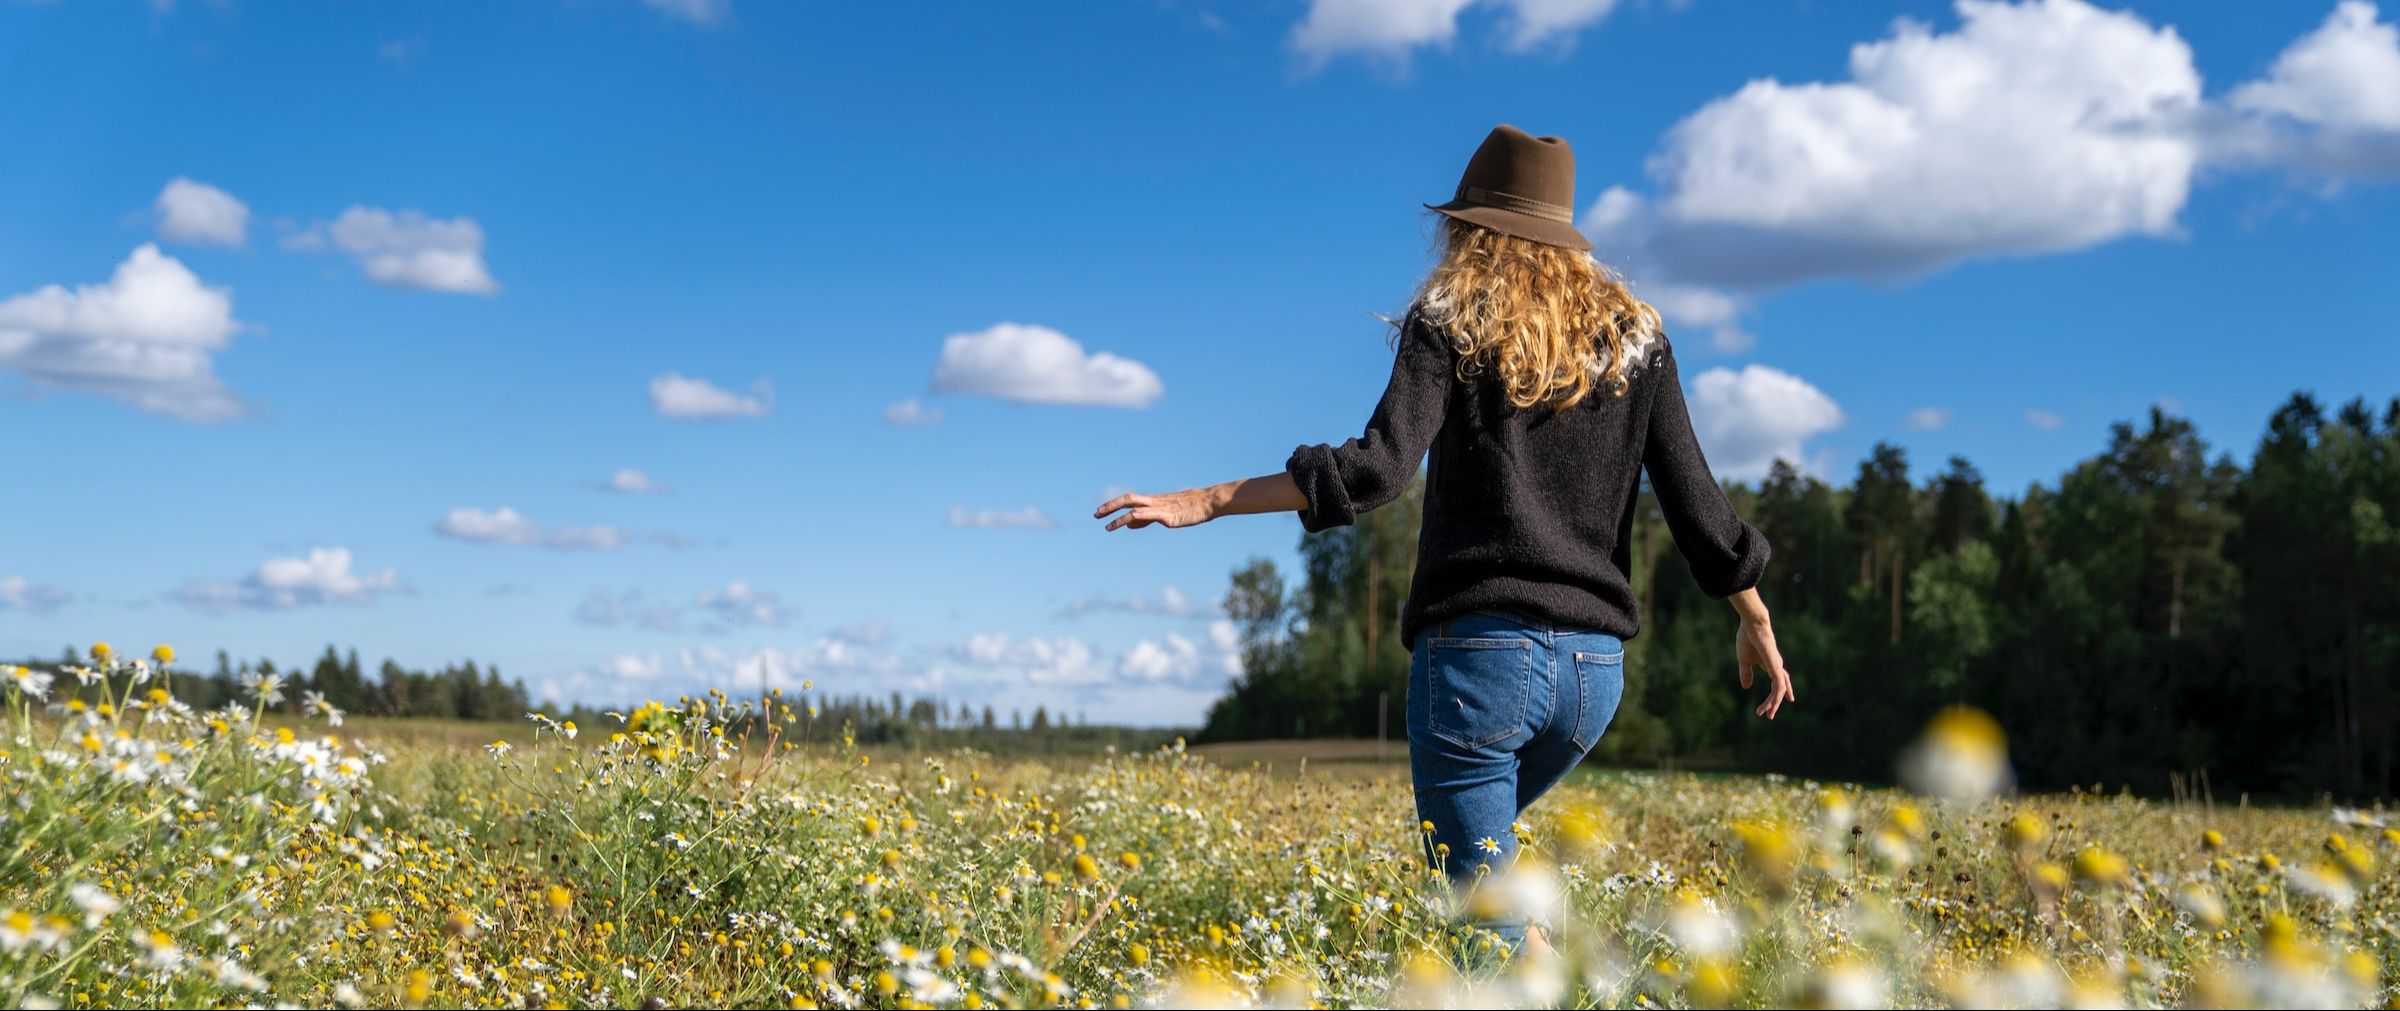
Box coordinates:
[947,506,1057,530]
[2025,408,2066,430]
[0,244,246,420]
[642,0,727,25]
[929,323,1163,409]
[1902,406,1954,431]
[1061,584,1210,619]
[694,580,795,628]
[176,547,403,612]
[154,178,249,246]
[1119,620,1246,682]
[1685,365,1846,481]
[1291,0,1624,64]
[1118,633,1201,682]
[650,372,772,419]
[290,206,498,294]
[883,397,943,426]
[434,506,634,550]
[0,575,72,614]
[598,468,666,493]
[2221,1,2400,177]
[1588,0,2201,305]
[947,634,1106,685]
[1581,1,2400,347]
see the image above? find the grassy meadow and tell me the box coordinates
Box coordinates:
[2,647,2396,1009]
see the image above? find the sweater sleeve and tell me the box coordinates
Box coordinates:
[1641,337,1772,597]
[1285,311,1455,533]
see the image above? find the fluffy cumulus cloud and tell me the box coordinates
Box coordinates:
[929,323,1163,409]
[947,506,1056,530]
[650,372,772,419]
[153,178,249,246]
[1580,0,2400,348]
[0,244,247,420]
[434,506,634,550]
[176,547,403,612]
[1291,0,1624,63]
[1118,621,1245,682]
[0,575,72,614]
[2222,1,2400,177]
[947,634,1105,686]
[1686,365,1847,480]
[287,206,498,294]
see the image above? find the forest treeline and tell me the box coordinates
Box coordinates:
[15,643,1176,753]
[1201,392,2400,800]
[17,644,542,723]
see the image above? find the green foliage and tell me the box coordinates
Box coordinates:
[1203,392,2400,800]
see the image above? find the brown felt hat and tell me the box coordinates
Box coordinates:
[1425,124,1592,251]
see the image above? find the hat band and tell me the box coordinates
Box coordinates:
[1457,185,1574,224]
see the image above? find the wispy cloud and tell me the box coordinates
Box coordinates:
[947,506,1057,530]
[594,468,668,494]
[883,397,944,426]
[434,506,642,550]
[1060,584,1213,620]
[1902,407,1954,432]
[0,575,72,615]
[650,372,772,419]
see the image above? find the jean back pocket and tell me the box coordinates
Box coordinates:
[1569,649,1626,752]
[1424,636,1533,750]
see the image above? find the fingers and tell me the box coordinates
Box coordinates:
[1093,493,1152,519]
[1103,507,1162,532]
[1738,659,1754,691]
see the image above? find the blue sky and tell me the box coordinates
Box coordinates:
[5,0,2397,725]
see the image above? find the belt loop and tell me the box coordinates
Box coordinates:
[1437,618,1450,638]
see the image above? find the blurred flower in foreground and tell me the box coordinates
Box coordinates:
[1899,705,2013,803]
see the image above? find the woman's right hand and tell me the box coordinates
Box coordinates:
[1728,588,1795,719]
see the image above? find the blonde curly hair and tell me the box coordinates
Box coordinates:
[1409,216,1661,411]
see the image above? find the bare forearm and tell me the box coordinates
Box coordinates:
[1727,586,1771,625]
[1093,472,1306,531]
[1204,472,1307,519]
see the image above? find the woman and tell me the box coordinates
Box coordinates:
[1093,124,1795,952]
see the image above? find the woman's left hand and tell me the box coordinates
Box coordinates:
[1095,488,1221,531]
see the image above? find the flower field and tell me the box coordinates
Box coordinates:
[3,646,2396,1008]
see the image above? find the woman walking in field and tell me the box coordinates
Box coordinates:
[1094,124,1795,954]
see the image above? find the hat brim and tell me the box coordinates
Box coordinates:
[1426,201,1592,251]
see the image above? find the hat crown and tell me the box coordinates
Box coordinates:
[1454,124,1576,215]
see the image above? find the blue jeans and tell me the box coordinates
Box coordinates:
[1408,608,1625,950]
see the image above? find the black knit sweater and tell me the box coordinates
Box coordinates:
[1285,309,1770,650]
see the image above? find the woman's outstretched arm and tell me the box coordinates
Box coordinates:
[1093,473,1306,531]
[1096,310,1454,534]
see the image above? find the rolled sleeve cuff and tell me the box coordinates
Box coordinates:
[1698,522,1772,598]
[1285,443,1357,532]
